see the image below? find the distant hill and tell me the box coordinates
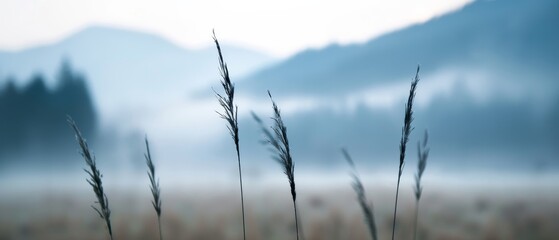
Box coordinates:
[1,0,558,173]
[0,26,276,117]
[219,0,559,171]
[238,0,559,98]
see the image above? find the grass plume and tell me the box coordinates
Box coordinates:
[212,30,247,240]
[341,148,378,240]
[252,91,300,240]
[391,65,420,240]
[68,117,114,240]
[145,137,163,240]
[413,130,429,240]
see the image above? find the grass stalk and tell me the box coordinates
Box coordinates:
[413,130,429,240]
[252,91,300,240]
[391,66,420,240]
[341,148,378,240]
[145,137,163,240]
[68,117,114,240]
[212,31,246,240]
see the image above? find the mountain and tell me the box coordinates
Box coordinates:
[214,0,558,171]
[1,0,558,173]
[238,0,559,98]
[0,26,276,117]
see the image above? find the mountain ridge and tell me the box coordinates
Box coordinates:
[0,25,277,117]
[237,0,559,98]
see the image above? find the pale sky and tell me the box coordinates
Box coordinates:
[0,0,471,57]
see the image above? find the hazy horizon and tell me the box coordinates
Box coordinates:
[1,0,558,176]
[1,0,559,239]
[0,0,472,57]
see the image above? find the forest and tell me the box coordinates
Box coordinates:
[0,61,97,167]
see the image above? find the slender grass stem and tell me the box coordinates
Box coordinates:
[252,91,300,240]
[235,144,246,240]
[213,30,246,240]
[413,202,420,240]
[293,202,300,240]
[158,217,163,240]
[68,116,114,240]
[391,66,420,240]
[413,130,429,240]
[391,176,402,240]
[342,148,378,240]
[145,137,163,240]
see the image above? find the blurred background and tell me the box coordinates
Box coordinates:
[0,0,558,239]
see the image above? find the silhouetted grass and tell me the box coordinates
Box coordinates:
[63,41,434,240]
[341,148,378,240]
[145,136,163,240]
[413,130,429,240]
[212,30,247,240]
[252,91,300,240]
[391,66,420,240]
[68,117,114,240]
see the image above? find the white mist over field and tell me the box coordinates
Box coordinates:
[1,0,558,238]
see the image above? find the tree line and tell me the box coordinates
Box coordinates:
[0,61,98,166]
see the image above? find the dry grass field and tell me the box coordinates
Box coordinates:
[1,174,558,240]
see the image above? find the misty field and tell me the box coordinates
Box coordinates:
[1,174,558,240]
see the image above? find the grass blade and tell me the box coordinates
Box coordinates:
[413,130,429,240]
[212,30,247,240]
[391,65,420,240]
[252,91,300,240]
[145,136,163,240]
[68,116,114,240]
[341,148,378,240]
